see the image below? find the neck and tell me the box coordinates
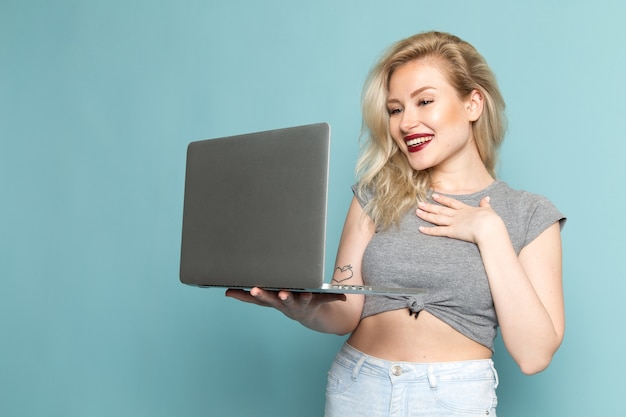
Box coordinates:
[430,165,494,195]
[427,136,496,194]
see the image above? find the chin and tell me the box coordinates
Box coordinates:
[407,158,432,172]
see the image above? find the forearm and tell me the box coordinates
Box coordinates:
[300,196,371,335]
[299,295,364,335]
[478,220,564,374]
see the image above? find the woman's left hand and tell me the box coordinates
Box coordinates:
[415,193,504,244]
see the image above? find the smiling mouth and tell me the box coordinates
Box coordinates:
[404,134,433,151]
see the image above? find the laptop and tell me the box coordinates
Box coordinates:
[179,122,425,296]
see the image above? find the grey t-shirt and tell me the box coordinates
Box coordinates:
[354,180,566,351]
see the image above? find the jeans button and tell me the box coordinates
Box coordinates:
[391,365,402,376]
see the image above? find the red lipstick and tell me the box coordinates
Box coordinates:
[403,133,433,153]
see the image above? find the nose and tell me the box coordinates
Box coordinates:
[399,106,420,133]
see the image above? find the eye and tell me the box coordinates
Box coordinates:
[418,99,433,106]
[387,107,403,116]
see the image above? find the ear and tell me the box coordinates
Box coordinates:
[465,89,484,122]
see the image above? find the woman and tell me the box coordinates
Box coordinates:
[227,31,565,416]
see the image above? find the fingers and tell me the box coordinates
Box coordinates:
[415,194,495,242]
[416,200,453,226]
[225,288,274,307]
[428,192,491,209]
[226,287,346,311]
[416,194,460,219]
[431,193,465,209]
[277,291,346,306]
[225,287,288,308]
[250,287,285,307]
[416,194,491,222]
[417,223,448,237]
[277,290,312,306]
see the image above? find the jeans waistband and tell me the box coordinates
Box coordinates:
[335,342,498,387]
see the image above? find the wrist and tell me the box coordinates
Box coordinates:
[475,214,508,248]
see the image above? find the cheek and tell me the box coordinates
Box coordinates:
[429,99,464,121]
[389,128,406,150]
[433,108,472,138]
[429,107,453,125]
[388,116,399,134]
[392,137,406,153]
[388,119,404,145]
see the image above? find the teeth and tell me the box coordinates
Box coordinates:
[406,136,432,147]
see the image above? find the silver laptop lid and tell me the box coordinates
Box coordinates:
[180,123,330,289]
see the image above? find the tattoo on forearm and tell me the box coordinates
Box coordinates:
[332,264,354,283]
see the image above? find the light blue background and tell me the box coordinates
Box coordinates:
[1,1,624,416]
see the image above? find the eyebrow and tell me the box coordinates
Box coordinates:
[410,86,435,98]
[387,86,435,104]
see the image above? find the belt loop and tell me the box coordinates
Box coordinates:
[490,361,499,389]
[427,365,437,389]
[351,353,367,382]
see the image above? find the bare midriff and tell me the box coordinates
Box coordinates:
[346,309,492,362]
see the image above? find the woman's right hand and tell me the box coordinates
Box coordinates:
[225,287,347,328]
[224,196,373,335]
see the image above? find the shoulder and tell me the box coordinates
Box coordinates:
[490,181,566,251]
[491,181,562,214]
[352,182,374,208]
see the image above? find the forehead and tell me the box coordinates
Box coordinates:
[388,59,453,94]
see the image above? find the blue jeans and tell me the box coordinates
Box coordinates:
[325,343,498,417]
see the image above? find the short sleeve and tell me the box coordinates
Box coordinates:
[522,194,566,248]
[351,183,373,208]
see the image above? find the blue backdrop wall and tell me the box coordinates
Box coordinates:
[1,1,624,416]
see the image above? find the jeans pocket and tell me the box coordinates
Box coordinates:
[325,361,355,396]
